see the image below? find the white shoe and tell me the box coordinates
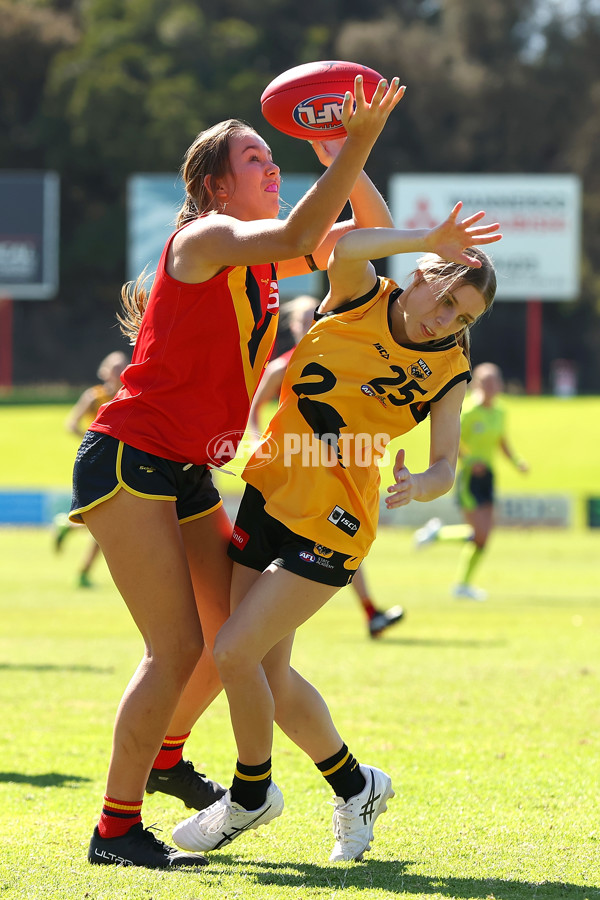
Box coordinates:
[414,517,442,549]
[451,583,487,602]
[172,782,284,852]
[329,764,394,862]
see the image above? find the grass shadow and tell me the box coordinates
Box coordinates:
[213,857,597,899]
[365,638,508,649]
[0,771,91,788]
[0,662,113,673]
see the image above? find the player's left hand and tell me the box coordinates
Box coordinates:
[385,448,420,508]
[426,201,502,268]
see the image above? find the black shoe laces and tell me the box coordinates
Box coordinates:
[179,759,208,785]
[144,823,173,853]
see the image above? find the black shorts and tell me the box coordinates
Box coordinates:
[69,430,222,524]
[227,483,361,588]
[457,463,494,511]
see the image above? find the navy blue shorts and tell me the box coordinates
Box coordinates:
[457,463,494,511]
[227,484,360,587]
[69,430,222,524]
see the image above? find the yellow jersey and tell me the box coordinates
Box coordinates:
[82,384,114,430]
[244,277,471,557]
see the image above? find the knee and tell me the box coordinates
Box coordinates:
[146,626,205,684]
[212,630,237,681]
[212,628,253,684]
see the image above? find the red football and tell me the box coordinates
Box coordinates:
[260,60,384,140]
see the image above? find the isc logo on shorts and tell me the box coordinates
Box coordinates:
[328,505,360,535]
[232,526,250,549]
[299,551,316,562]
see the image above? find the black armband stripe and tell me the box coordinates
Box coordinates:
[314,278,381,320]
[431,370,472,403]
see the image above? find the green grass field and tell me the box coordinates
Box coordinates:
[0,399,599,898]
[0,525,598,899]
[2,396,600,497]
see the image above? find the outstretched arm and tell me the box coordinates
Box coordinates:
[321,202,502,312]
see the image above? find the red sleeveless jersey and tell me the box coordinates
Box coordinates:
[91,226,279,465]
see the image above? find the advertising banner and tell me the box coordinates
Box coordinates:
[0,171,59,299]
[389,174,581,301]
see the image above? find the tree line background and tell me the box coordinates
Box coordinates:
[2,0,600,392]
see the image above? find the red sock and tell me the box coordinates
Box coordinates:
[361,598,378,619]
[152,732,190,770]
[97,795,143,838]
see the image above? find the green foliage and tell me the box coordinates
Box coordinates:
[0,0,79,166]
[0,525,599,898]
[3,0,600,386]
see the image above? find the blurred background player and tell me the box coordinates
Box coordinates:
[414,361,528,600]
[249,294,404,638]
[53,351,129,587]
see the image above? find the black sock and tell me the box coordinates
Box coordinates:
[229,758,272,810]
[316,744,366,801]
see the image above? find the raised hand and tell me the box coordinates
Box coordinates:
[341,75,406,144]
[426,201,502,268]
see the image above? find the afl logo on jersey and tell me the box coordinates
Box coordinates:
[293,94,345,132]
[409,359,433,380]
[299,551,316,562]
[361,384,387,407]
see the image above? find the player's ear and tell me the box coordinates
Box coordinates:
[413,268,424,284]
[203,174,227,201]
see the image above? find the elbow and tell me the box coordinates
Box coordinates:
[330,232,356,264]
[276,233,318,262]
[281,217,339,259]
[294,232,323,258]
[440,460,457,496]
[277,218,323,259]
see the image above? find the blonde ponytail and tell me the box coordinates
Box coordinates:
[117,268,153,345]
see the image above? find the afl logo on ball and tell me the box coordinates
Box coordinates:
[293,94,345,132]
